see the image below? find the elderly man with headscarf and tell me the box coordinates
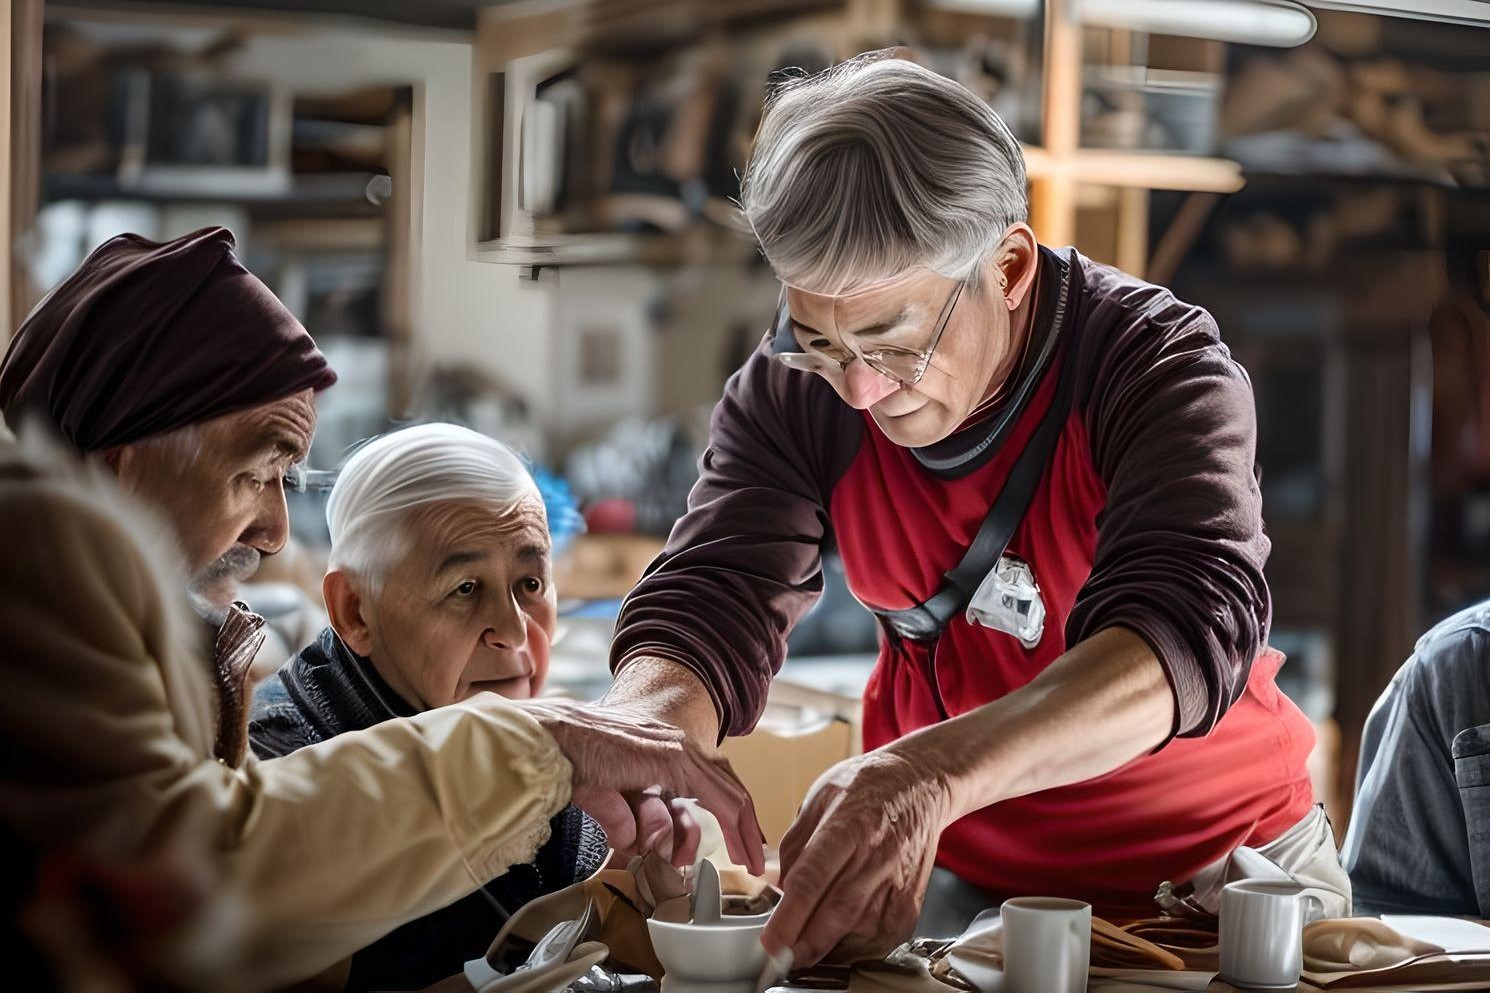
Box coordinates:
[0,228,762,989]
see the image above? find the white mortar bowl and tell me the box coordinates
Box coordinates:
[646,914,771,984]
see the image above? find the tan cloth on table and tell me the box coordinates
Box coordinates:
[0,434,574,988]
[1098,917,1490,988]
[914,911,1490,992]
[1156,804,1352,922]
[425,866,1490,993]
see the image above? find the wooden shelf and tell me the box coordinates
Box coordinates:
[44,170,385,209]
[1022,145,1243,193]
[253,216,384,252]
[475,145,1239,270]
[1052,149,1241,193]
[474,228,758,269]
[1073,150,1242,193]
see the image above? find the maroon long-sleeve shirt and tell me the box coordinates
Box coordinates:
[611,247,1315,914]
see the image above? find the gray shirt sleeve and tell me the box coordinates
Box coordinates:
[1343,612,1490,915]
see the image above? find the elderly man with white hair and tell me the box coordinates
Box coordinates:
[598,52,1350,965]
[249,423,606,991]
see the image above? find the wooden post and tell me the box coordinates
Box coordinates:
[1115,186,1149,277]
[1032,0,1080,248]
[385,88,416,418]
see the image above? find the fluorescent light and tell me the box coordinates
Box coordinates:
[1304,1,1490,28]
[1077,0,1318,46]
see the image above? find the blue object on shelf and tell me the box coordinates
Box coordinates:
[529,462,586,553]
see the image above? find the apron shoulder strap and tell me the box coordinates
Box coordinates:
[875,314,1084,643]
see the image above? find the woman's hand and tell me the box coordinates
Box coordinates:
[761,745,955,967]
[518,698,765,874]
[762,629,1176,967]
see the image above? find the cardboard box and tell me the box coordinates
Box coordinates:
[723,718,855,849]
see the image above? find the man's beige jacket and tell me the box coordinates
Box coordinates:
[0,431,574,986]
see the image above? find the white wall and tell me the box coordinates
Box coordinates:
[548,266,661,446]
[221,22,553,423]
[53,12,776,457]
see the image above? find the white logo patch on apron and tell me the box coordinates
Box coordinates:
[966,553,1045,649]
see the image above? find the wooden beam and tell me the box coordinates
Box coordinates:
[384,91,415,417]
[1066,150,1243,193]
[1031,0,1081,247]
[1026,146,1243,194]
[1115,186,1148,278]
[1041,0,1081,159]
[1333,327,1433,827]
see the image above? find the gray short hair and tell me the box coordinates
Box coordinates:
[327,423,542,591]
[740,52,1028,294]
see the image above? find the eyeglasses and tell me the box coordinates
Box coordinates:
[771,278,966,388]
[282,463,339,493]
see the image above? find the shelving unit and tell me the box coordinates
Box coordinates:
[32,8,422,415]
[1031,0,1244,273]
[471,0,1245,276]
[470,141,1245,274]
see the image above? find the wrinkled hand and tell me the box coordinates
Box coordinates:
[762,747,953,967]
[519,699,765,874]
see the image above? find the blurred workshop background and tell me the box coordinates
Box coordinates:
[2,0,1488,837]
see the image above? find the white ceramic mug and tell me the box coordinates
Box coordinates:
[1219,879,1325,989]
[1000,897,1091,993]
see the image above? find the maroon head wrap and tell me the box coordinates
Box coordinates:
[0,226,337,452]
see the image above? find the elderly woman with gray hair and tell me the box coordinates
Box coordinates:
[596,53,1348,964]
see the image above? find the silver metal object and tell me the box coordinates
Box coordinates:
[691,858,722,925]
[366,173,394,204]
[492,898,599,983]
[571,966,658,993]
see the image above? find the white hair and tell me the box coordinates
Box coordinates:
[740,52,1029,294]
[326,423,542,588]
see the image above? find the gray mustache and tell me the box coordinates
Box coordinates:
[201,543,262,582]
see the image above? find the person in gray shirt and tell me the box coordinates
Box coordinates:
[1344,601,1490,915]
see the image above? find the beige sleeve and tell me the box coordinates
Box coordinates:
[0,482,573,986]
[223,705,572,982]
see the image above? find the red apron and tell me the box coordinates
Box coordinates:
[829,355,1315,920]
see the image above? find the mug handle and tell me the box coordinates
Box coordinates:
[1301,894,1327,925]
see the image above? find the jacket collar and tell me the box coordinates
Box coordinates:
[282,626,417,741]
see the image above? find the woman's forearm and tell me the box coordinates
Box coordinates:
[603,654,723,749]
[895,626,1176,821]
